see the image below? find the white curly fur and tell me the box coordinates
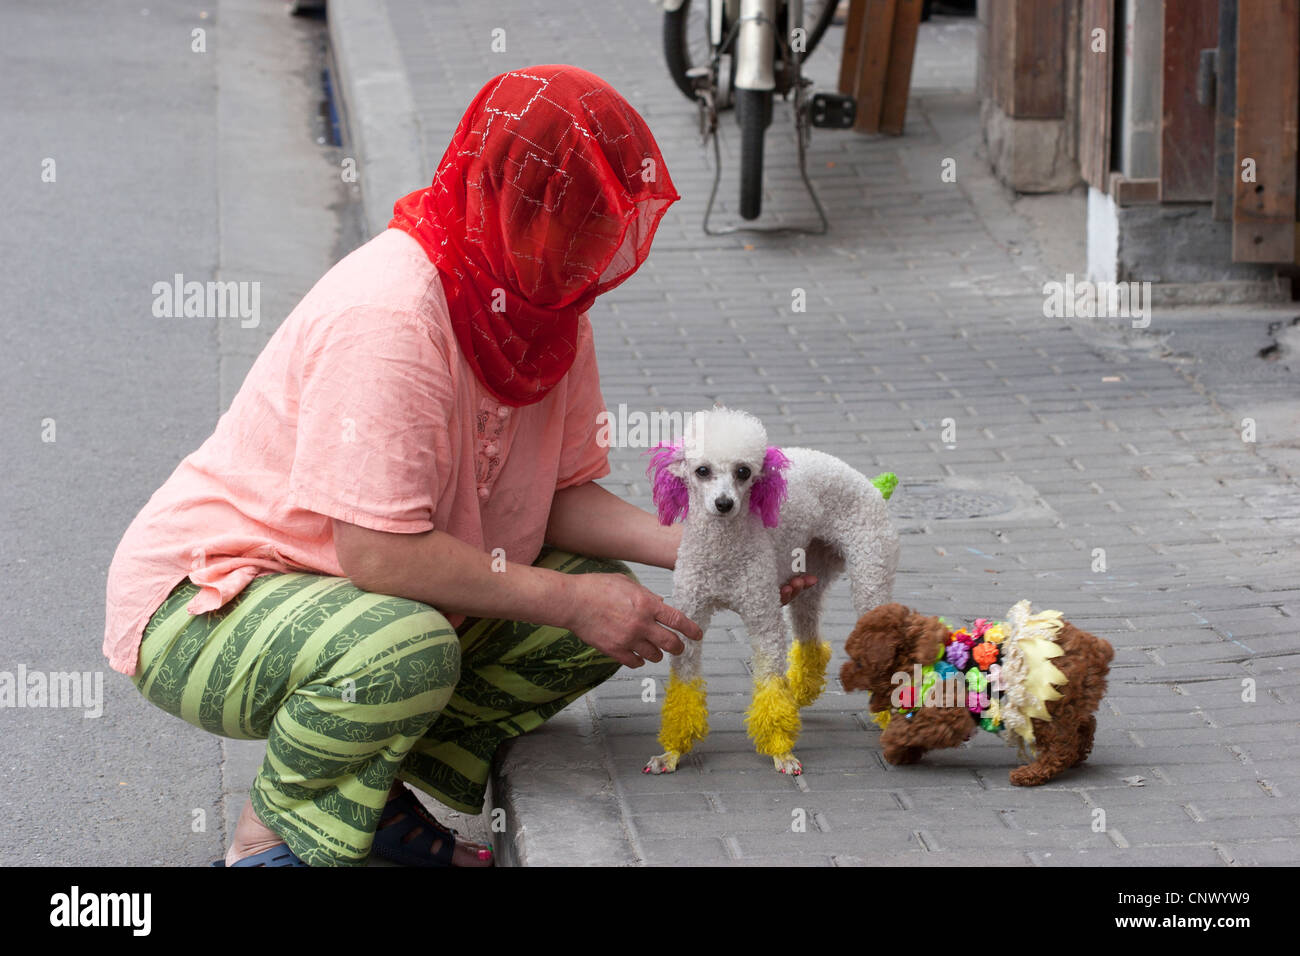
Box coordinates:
[646,407,900,773]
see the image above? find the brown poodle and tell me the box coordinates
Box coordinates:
[840,602,1113,785]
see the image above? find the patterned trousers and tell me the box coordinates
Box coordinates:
[132,548,627,866]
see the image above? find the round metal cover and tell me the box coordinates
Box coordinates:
[889,482,1016,520]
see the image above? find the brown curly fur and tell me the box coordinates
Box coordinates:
[841,603,1113,785]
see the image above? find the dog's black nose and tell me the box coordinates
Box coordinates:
[715,495,734,513]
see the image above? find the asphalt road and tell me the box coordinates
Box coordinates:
[0,0,359,865]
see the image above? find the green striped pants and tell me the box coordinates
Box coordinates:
[133,547,627,866]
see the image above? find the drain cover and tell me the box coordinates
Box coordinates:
[889,482,1017,520]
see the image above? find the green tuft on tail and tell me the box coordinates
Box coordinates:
[871,471,898,500]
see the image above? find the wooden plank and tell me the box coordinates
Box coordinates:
[1078,0,1114,192]
[1008,0,1068,118]
[1212,0,1238,219]
[853,0,897,133]
[1160,0,1219,201]
[1233,0,1299,262]
[879,0,924,135]
[1112,176,1162,205]
[837,0,868,96]
[988,0,1014,112]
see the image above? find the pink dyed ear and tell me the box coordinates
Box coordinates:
[646,441,689,525]
[749,446,790,528]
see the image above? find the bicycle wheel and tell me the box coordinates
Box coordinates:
[664,0,716,101]
[665,1,838,103]
[737,87,772,220]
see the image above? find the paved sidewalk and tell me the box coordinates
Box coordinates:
[331,0,1300,865]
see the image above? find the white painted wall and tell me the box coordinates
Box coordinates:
[1086,186,1119,283]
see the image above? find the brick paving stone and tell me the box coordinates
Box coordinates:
[1028,846,1228,866]
[340,0,1300,865]
[1214,840,1300,865]
[836,849,1036,866]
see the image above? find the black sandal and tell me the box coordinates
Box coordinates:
[371,785,491,867]
[211,844,307,867]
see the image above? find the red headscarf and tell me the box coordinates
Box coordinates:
[389,65,680,407]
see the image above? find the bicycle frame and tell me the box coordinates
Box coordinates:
[734,0,776,92]
[669,0,830,234]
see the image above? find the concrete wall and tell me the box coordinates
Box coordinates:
[1088,187,1285,302]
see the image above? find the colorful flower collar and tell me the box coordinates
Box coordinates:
[878,616,1008,734]
[871,601,1070,755]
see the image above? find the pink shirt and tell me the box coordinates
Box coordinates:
[104,229,611,677]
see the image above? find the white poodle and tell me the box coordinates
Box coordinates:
[643,407,899,776]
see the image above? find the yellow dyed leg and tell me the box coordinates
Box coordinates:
[786,639,832,708]
[745,674,802,774]
[644,673,708,775]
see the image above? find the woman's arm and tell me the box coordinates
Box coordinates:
[546,482,819,605]
[545,481,681,569]
[332,519,700,669]
[334,482,816,669]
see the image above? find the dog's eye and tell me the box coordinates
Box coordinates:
[735,466,751,481]
[695,466,711,478]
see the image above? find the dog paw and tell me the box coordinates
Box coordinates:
[771,752,802,775]
[643,751,681,774]
[1009,765,1052,787]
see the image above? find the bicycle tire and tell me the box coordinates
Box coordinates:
[737,88,771,220]
[663,1,705,101]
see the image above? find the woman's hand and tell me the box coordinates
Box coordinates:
[780,574,818,606]
[560,573,702,669]
[558,572,815,669]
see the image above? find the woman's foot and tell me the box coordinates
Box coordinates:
[226,798,292,866]
[225,787,494,867]
[375,781,494,867]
